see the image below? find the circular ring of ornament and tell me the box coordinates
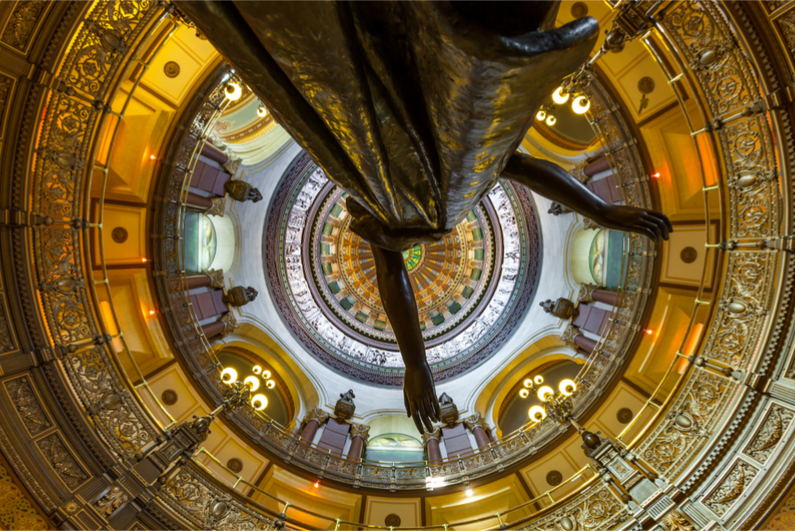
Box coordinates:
[265,153,541,386]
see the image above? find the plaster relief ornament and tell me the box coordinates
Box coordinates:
[181,0,671,432]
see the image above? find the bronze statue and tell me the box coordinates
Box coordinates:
[179,1,672,433]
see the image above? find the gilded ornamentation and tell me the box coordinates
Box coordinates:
[521,486,627,531]
[703,460,758,517]
[661,510,695,531]
[206,196,226,217]
[4,377,51,437]
[200,269,225,289]
[776,11,795,62]
[0,75,13,138]
[0,1,46,51]
[35,434,88,491]
[96,486,128,515]
[0,296,16,354]
[349,423,370,441]
[745,405,793,463]
[0,459,49,530]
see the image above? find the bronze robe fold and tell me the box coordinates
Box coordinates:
[178,1,598,248]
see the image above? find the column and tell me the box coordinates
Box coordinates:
[422,429,442,464]
[298,407,329,444]
[574,334,597,353]
[201,142,229,165]
[186,274,212,290]
[347,424,370,460]
[464,414,492,449]
[186,192,212,210]
[592,289,618,305]
[472,426,491,449]
[584,155,610,177]
[201,320,225,340]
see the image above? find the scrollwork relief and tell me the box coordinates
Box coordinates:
[0,1,47,52]
[4,377,51,437]
[35,434,88,491]
[744,405,793,463]
[703,460,758,517]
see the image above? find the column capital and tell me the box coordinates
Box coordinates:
[350,423,370,442]
[560,323,580,350]
[201,268,225,289]
[462,412,491,434]
[303,406,330,425]
[421,427,442,445]
[577,283,599,303]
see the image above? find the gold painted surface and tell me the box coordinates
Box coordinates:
[0,459,50,530]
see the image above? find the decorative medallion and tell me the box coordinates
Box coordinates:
[111,227,128,243]
[226,458,243,473]
[638,76,656,94]
[617,408,634,424]
[385,514,401,527]
[266,153,541,386]
[164,61,181,78]
[546,470,563,486]
[161,389,178,406]
[571,2,589,19]
[680,246,698,264]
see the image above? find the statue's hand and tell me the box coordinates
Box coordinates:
[592,204,673,242]
[403,362,441,433]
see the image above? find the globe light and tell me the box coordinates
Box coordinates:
[262,370,272,380]
[524,378,533,389]
[559,379,577,397]
[251,394,268,410]
[465,487,474,497]
[252,365,262,375]
[220,367,237,385]
[528,405,547,422]
[572,95,591,115]
[224,82,242,101]
[546,115,557,126]
[519,389,530,399]
[257,106,268,118]
[534,375,544,385]
[537,386,554,402]
[266,379,276,390]
[552,86,570,105]
[244,376,260,392]
[536,110,547,121]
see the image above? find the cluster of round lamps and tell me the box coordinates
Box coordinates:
[223,81,269,119]
[220,365,276,411]
[535,86,591,126]
[519,374,577,423]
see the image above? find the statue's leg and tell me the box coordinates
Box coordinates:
[501,153,672,241]
[371,245,440,433]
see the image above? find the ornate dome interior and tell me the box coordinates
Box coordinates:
[1,1,795,530]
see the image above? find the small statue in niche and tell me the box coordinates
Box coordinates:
[438,392,459,426]
[540,298,579,320]
[182,0,672,434]
[223,286,258,307]
[334,389,356,421]
[224,180,263,203]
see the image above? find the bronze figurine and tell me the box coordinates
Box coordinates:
[179,1,672,433]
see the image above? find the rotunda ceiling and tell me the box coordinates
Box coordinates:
[265,153,542,386]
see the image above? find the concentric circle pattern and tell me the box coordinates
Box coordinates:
[266,153,541,386]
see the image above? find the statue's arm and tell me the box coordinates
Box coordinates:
[501,153,672,241]
[371,246,440,432]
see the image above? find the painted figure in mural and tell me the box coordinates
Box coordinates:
[179,1,672,433]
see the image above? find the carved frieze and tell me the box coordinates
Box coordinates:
[4,377,52,437]
[0,75,13,141]
[520,485,628,531]
[0,0,47,52]
[661,510,696,531]
[96,486,128,516]
[744,405,793,463]
[703,460,758,517]
[35,433,89,491]
[0,294,17,355]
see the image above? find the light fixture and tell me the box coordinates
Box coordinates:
[244,376,260,391]
[313,480,320,488]
[141,258,148,263]
[572,95,591,115]
[524,378,533,388]
[252,365,262,375]
[536,110,547,121]
[546,115,557,126]
[528,405,547,422]
[262,370,272,380]
[558,379,576,397]
[519,389,530,399]
[465,487,473,497]
[652,172,661,179]
[221,367,238,385]
[534,375,544,385]
[251,394,268,410]
[149,154,157,160]
[224,82,242,101]
[257,106,268,118]
[537,386,554,402]
[266,379,276,390]
[149,310,156,316]
[552,86,570,105]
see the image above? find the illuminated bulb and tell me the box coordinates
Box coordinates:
[244,376,260,391]
[646,329,653,335]
[552,86,570,105]
[465,487,473,497]
[572,95,591,114]
[266,379,276,390]
[224,82,242,101]
[220,367,237,385]
[652,172,661,179]
[252,365,262,375]
[559,379,577,397]
[519,389,530,399]
[251,394,268,410]
[150,154,157,160]
[546,115,557,126]
[257,106,268,118]
[262,370,272,380]
[536,110,546,121]
[537,386,554,402]
[528,405,547,422]
[523,378,533,389]
[149,310,156,316]
[313,480,320,488]
[141,258,148,263]
[534,375,544,385]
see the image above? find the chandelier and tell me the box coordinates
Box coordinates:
[219,365,276,411]
[519,374,578,425]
